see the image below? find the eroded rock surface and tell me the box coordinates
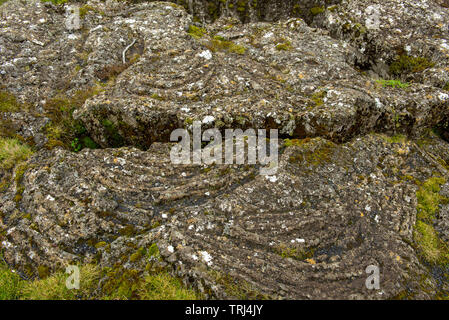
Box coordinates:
[1,0,449,299]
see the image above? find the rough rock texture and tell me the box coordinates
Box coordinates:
[1,134,449,299]
[1,0,449,299]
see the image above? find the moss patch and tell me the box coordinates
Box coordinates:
[207,36,247,55]
[0,91,24,113]
[0,258,22,300]
[187,25,207,39]
[389,55,434,77]
[310,6,325,16]
[376,79,410,89]
[0,138,33,170]
[413,177,449,265]
[43,87,103,151]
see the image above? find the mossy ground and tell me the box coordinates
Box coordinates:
[376,79,410,89]
[0,91,24,112]
[43,87,102,152]
[413,177,449,265]
[389,54,434,78]
[0,256,200,300]
[0,138,33,170]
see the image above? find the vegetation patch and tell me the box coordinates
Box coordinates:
[0,138,33,170]
[310,6,325,16]
[0,258,22,300]
[207,36,247,55]
[40,0,68,5]
[187,25,207,39]
[0,91,24,113]
[376,79,410,89]
[43,87,102,152]
[208,270,267,300]
[413,177,449,265]
[389,54,434,77]
[380,134,407,144]
[275,40,293,51]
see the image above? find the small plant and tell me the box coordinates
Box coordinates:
[376,79,410,89]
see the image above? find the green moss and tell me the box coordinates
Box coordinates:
[95,241,107,249]
[0,138,33,170]
[37,266,50,279]
[43,87,103,151]
[288,139,336,167]
[209,270,267,300]
[21,265,100,300]
[380,134,407,144]
[413,177,449,265]
[187,25,207,39]
[276,243,315,261]
[275,40,292,51]
[310,6,325,16]
[310,90,326,107]
[0,91,23,112]
[139,273,199,300]
[416,177,447,223]
[208,37,247,55]
[389,55,434,77]
[129,247,146,263]
[376,79,410,89]
[284,137,312,148]
[119,225,136,237]
[40,0,67,5]
[0,257,22,300]
[147,243,160,259]
[79,4,95,18]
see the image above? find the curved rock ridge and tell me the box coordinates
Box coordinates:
[1,133,449,298]
[1,0,449,300]
[1,0,448,150]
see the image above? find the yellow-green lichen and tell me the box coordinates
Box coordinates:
[310,6,325,16]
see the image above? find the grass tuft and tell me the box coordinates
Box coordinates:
[0,138,33,170]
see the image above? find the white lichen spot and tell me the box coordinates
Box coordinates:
[438,92,448,101]
[198,50,212,60]
[202,116,215,124]
[200,251,213,266]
